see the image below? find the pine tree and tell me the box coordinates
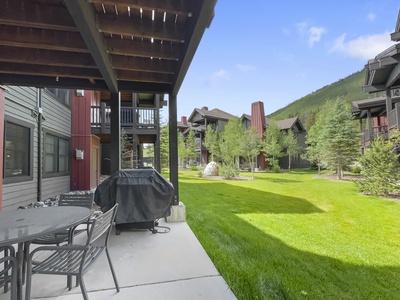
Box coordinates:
[356,134,400,197]
[320,99,359,179]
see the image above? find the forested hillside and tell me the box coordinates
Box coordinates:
[268,69,370,128]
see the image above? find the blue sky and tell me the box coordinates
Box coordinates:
[173,0,399,120]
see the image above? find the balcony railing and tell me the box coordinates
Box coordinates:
[361,125,389,145]
[91,103,158,131]
[387,102,400,130]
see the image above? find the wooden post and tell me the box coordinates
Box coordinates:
[110,92,121,174]
[100,102,106,133]
[0,86,5,211]
[367,109,373,142]
[169,94,179,205]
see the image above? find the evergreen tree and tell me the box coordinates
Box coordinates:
[185,129,197,165]
[320,99,359,179]
[356,134,400,197]
[160,123,169,170]
[121,128,133,169]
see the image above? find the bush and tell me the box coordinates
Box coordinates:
[355,135,400,197]
[220,163,239,179]
[271,165,281,173]
[352,165,361,174]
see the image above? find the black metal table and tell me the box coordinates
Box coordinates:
[0,206,92,300]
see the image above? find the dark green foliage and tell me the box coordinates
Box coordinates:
[320,99,359,179]
[269,70,367,122]
[356,135,400,197]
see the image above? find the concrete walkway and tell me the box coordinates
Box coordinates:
[23,219,237,300]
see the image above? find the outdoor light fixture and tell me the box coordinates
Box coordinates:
[75,149,84,160]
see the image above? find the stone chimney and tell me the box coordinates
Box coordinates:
[201,106,208,111]
[181,116,188,125]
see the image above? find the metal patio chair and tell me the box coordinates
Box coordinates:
[23,193,95,285]
[0,246,17,300]
[25,204,119,300]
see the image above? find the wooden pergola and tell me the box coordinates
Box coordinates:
[0,0,217,204]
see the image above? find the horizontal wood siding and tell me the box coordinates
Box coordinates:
[42,176,70,200]
[2,87,71,211]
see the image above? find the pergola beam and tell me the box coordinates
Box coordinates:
[64,0,118,93]
[386,62,400,88]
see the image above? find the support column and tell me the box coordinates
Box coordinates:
[0,86,5,211]
[169,94,179,205]
[110,92,121,174]
[155,94,161,172]
[367,109,373,142]
[386,88,393,113]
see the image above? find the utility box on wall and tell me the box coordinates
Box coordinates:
[75,149,84,160]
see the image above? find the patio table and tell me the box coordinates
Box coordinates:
[0,206,92,300]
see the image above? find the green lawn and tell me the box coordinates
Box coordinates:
[179,170,400,300]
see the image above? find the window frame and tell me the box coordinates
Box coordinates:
[43,129,70,178]
[44,88,72,108]
[3,115,34,184]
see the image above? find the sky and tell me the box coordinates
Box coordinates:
[172,0,400,120]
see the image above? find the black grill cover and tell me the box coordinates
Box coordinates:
[94,169,174,225]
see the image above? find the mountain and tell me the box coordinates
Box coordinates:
[268,69,368,126]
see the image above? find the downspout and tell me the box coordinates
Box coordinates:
[36,88,42,202]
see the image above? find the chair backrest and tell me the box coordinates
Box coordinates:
[87,204,118,245]
[59,193,94,209]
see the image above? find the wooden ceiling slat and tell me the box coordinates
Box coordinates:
[106,38,180,60]
[111,56,176,74]
[88,0,191,16]
[0,46,96,68]
[117,70,172,84]
[0,62,102,79]
[0,25,88,52]
[0,0,77,31]
[98,14,185,43]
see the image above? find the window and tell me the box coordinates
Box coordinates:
[46,88,71,107]
[3,117,34,183]
[44,132,70,177]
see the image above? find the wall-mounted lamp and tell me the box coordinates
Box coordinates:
[75,149,84,160]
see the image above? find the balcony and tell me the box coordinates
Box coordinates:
[361,126,389,146]
[91,103,159,135]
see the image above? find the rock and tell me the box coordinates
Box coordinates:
[203,161,219,176]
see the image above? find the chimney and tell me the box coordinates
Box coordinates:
[181,116,188,125]
[251,101,266,138]
[201,106,208,111]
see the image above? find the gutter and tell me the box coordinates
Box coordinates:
[36,88,42,202]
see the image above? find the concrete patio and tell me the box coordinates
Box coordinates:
[2,219,236,300]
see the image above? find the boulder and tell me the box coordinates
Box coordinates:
[203,161,219,176]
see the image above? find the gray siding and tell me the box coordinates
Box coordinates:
[3,86,71,211]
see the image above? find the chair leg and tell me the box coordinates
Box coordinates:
[105,248,120,292]
[22,242,31,286]
[25,256,33,300]
[3,247,9,293]
[78,274,89,300]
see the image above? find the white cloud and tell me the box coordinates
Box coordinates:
[236,64,256,73]
[208,70,229,85]
[330,32,395,60]
[367,12,376,21]
[296,21,327,47]
[308,26,327,47]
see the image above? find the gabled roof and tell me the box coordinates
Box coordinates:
[266,116,305,131]
[188,107,235,122]
[241,113,251,120]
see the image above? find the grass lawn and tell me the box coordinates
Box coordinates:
[178,169,400,300]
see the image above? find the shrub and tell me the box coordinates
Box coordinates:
[271,165,281,173]
[355,135,400,197]
[220,162,239,179]
[352,165,361,174]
